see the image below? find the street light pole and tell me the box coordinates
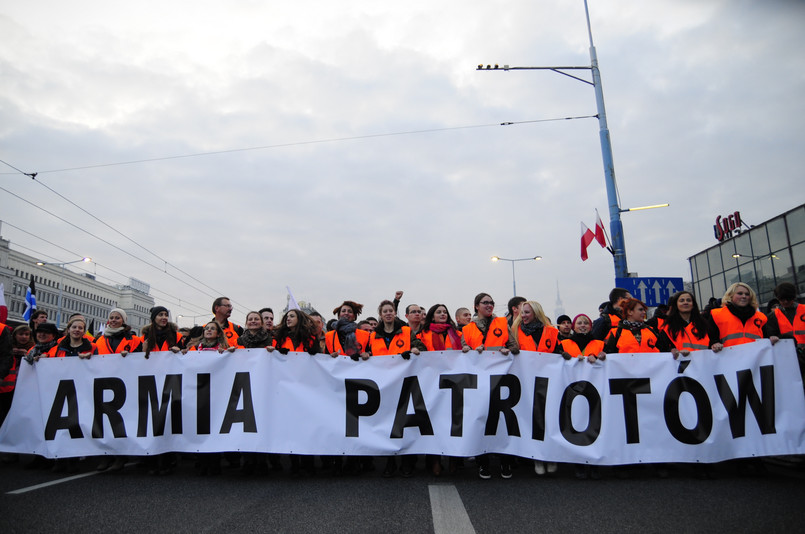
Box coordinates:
[478,0,630,279]
[491,256,542,298]
[36,257,92,328]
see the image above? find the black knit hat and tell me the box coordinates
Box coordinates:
[35,323,60,337]
[150,306,169,323]
[556,314,572,324]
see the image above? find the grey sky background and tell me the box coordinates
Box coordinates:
[2,0,804,325]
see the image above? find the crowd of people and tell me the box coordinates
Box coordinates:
[1,282,802,480]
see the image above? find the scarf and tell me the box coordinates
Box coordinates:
[428,323,461,350]
[520,320,543,336]
[620,320,647,344]
[726,302,757,324]
[237,328,272,348]
[569,332,595,351]
[25,339,58,363]
[103,326,126,337]
[335,318,360,356]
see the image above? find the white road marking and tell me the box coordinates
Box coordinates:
[429,484,476,534]
[7,471,100,494]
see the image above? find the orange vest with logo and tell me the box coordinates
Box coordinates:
[773,305,805,344]
[418,329,462,351]
[607,326,660,353]
[516,325,560,352]
[47,341,99,358]
[370,327,412,355]
[275,336,314,352]
[559,338,605,357]
[662,322,710,351]
[325,329,371,355]
[215,320,242,344]
[94,334,143,355]
[462,317,509,349]
[710,307,766,347]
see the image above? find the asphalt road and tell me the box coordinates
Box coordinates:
[1,455,804,533]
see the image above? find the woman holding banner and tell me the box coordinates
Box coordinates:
[95,309,142,356]
[602,299,671,354]
[707,283,778,350]
[273,309,319,354]
[418,304,462,352]
[236,311,273,349]
[461,292,519,480]
[663,292,717,357]
[370,300,426,477]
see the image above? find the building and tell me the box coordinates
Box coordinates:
[688,203,805,308]
[0,236,154,333]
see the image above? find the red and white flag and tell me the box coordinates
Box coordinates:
[581,223,596,261]
[594,209,607,248]
[0,283,8,323]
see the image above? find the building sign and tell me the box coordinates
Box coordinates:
[714,211,743,242]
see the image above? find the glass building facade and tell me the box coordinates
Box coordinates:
[689,203,805,307]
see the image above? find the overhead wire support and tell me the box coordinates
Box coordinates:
[476,0,629,279]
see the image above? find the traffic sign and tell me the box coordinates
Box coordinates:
[615,277,684,307]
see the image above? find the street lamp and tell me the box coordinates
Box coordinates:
[491,256,542,297]
[477,1,664,280]
[35,257,92,328]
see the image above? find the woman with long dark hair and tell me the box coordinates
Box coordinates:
[418,304,462,352]
[663,291,718,356]
[142,306,182,358]
[273,309,319,354]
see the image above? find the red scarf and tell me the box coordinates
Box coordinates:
[428,323,461,350]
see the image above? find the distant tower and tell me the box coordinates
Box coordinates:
[554,280,565,320]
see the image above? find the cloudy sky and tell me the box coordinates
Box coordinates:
[1,0,804,325]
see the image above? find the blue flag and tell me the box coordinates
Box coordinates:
[22,275,36,321]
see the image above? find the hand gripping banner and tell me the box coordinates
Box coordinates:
[1,340,804,464]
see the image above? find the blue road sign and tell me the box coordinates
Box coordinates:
[615,277,684,307]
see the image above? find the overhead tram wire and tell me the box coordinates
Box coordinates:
[0,115,597,175]
[0,158,246,308]
[2,221,210,316]
[0,189,231,306]
[26,176,242,304]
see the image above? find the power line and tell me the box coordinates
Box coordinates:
[0,115,596,175]
[0,188,236,307]
[2,221,210,315]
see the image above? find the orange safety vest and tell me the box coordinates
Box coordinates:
[0,324,16,392]
[47,341,99,358]
[609,313,621,328]
[516,325,559,352]
[325,329,371,355]
[559,338,605,358]
[370,327,412,355]
[773,305,805,344]
[462,317,509,350]
[606,326,660,353]
[417,329,462,351]
[710,307,767,347]
[94,334,143,355]
[662,322,710,351]
[147,332,182,353]
[214,320,242,344]
[274,336,314,352]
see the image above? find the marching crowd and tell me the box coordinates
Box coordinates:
[0,281,803,480]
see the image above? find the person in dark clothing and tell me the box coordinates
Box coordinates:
[591,288,632,340]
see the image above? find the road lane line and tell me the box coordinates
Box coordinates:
[7,471,101,495]
[429,484,476,534]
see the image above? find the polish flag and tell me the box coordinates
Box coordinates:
[0,283,8,324]
[581,223,596,261]
[594,209,607,248]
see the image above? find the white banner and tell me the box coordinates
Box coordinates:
[1,340,804,464]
